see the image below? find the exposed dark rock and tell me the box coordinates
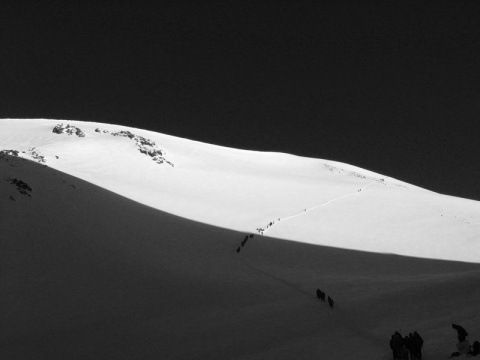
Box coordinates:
[112,130,136,139]
[53,124,86,137]
[110,130,174,167]
[95,128,109,133]
[0,150,19,158]
[26,147,46,163]
[323,164,404,187]
[52,125,63,134]
[8,178,32,196]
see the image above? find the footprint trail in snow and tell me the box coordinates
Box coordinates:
[256,182,377,236]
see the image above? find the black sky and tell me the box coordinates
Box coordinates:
[1,1,479,200]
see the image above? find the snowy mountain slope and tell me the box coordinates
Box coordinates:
[1,118,479,262]
[1,154,479,360]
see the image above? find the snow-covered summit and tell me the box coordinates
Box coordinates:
[1,118,479,262]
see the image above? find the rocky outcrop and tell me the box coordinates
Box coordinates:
[53,124,174,167]
[8,178,32,197]
[110,130,174,167]
[0,150,19,158]
[323,164,398,186]
[24,147,46,163]
[95,128,109,134]
[112,130,134,139]
[53,124,85,137]
[1,148,49,164]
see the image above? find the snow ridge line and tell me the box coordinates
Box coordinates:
[257,182,377,235]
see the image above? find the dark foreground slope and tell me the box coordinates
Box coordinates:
[1,155,479,360]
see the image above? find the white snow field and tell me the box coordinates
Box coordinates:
[1,118,479,359]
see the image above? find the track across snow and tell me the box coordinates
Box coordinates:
[256,182,377,235]
[1,119,479,262]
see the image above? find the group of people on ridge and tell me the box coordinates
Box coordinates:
[389,331,423,360]
[390,324,480,359]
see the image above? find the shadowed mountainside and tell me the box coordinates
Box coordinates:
[1,154,480,359]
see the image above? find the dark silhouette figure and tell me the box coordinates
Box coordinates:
[236,247,241,253]
[390,331,404,360]
[327,296,334,309]
[452,324,468,342]
[241,235,248,247]
[316,289,325,302]
[412,331,424,359]
[405,333,414,360]
[450,324,470,358]
[249,234,253,238]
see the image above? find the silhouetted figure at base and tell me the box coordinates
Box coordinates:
[450,340,471,358]
[236,247,241,253]
[450,324,470,358]
[413,331,424,359]
[452,323,468,342]
[404,333,414,359]
[390,331,404,360]
[327,296,334,309]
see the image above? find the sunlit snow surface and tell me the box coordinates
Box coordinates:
[1,118,480,360]
[1,118,479,262]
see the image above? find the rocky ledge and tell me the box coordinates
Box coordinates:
[25,147,46,163]
[8,178,32,197]
[52,124,174,166]
[110,130,174,167]
[53,124,86,137]
[0,150,20,158]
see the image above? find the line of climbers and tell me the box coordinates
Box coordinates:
[253,186,369,236]
[256,218,281,235]
[236,234,254,253]
[316,289,334,309]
